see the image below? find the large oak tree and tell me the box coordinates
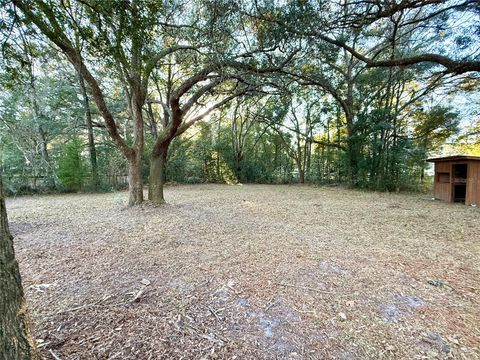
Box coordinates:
[12,0,296,204]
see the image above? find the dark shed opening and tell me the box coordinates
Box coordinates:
[453,163,467,180]
[452,163,468,203]
[453,184,466,203]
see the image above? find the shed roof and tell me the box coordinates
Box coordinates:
[427,155,480,163]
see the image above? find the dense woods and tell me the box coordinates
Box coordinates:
[0,1,478,204]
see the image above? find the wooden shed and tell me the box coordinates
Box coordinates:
[427,155,480,205]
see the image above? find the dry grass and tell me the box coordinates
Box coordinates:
[7,184,480,359]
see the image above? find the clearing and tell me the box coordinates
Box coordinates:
[7,184,480,359]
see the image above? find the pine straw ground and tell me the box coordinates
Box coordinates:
[7,184,480,360]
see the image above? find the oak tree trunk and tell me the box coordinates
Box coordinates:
[0,174,39,359]
[299,169,305,184]
[148,146,168,204]
[127,154,144,206]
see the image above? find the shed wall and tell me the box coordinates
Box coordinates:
[434,162,451,202]
[466,160,480,205]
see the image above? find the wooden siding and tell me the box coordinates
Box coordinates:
[466,160,480,205]
[433,162,451,202]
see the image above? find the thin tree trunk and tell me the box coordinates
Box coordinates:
[234,153,243,182]
[346,118,359,187]
[321,145,325,181]
[306,137,312,180]
[297,159,305,184]
[336,106,342,182]
[325,119,330,181]
[23,41,52,188]
[78,71,99,188]
[216,117,221,181]
[37,127,49,163]
[0,174,39,359]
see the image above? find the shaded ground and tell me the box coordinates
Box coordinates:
[7,184,480,359]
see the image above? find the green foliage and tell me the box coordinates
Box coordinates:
[57,139,88,192]
[413,106,460,150]
[0,0,477,197]
[166,137,205,184]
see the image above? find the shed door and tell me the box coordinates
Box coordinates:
[452,163,467,203]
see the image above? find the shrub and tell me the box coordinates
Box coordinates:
[57,138,88,192]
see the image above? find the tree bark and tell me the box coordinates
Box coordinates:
[346,136,359,187]
[297,160,305,184]
[147,97,180,205]
[148,145,168,204]
[233,152,244,183]
[127,153,143,206]
[0,174,39,359]
[124,86,146,207]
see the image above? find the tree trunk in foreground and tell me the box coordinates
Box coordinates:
[0,174,39,359]
[148,146,168,204]
[127,155,144,206]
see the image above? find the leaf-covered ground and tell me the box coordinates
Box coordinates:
[7,184,480,359]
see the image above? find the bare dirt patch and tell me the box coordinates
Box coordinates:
[7,184,480,359]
